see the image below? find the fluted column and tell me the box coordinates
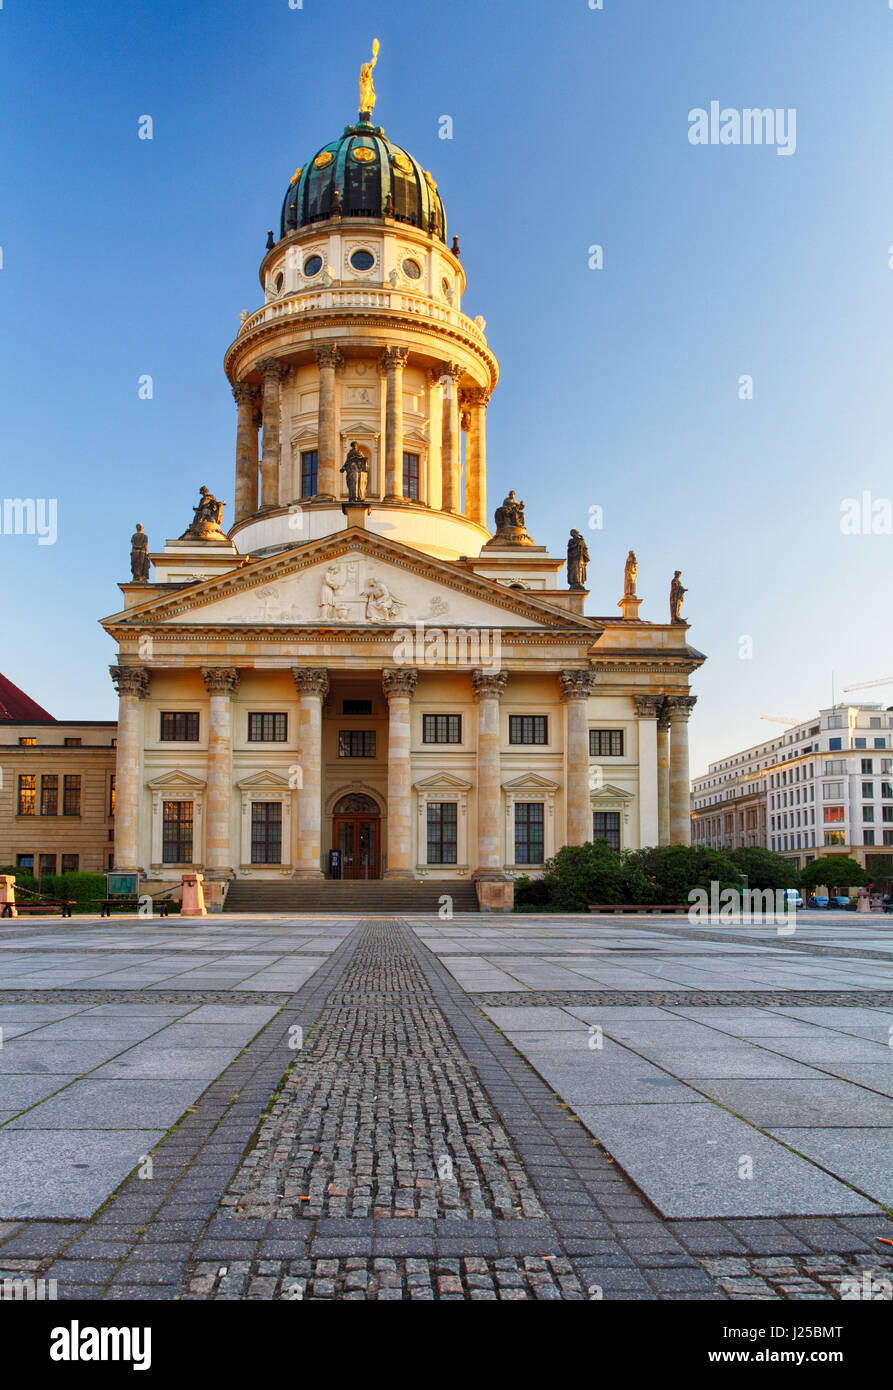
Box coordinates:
[382,346,409,501]
[668,696,696,845]
[462,387,489,527]
[314,345,342,499]
[657,702,671,847]
[634,695,661,848]
[233,382,259,522]
[382,667,417,878]
[292,667,329,878]
[560,669,596,846]
[440,363,463,513]
[258,359,287,510]
[109,666,150,872]
[202,668,240,875]
[472,668,508,875]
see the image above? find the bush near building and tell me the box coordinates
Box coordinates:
[525,842,743,912]
[799,856,869,893]
[728,847,800,891]
[0,867,107,913]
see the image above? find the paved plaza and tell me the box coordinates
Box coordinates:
[1,910,893,1299]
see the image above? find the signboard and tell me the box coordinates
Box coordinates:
[107,872,139,898]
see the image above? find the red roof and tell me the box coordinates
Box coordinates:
[0,672,54,722]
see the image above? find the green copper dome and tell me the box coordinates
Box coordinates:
[280,121,446,244]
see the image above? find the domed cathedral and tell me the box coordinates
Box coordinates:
[101,45,704,913]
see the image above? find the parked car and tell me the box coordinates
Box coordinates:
[814,895,829,909]
[831,895,851,909]
[783,889,804,909]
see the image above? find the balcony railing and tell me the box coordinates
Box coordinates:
[236,287,488,347]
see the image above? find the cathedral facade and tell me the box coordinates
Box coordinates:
[101,60,704,911]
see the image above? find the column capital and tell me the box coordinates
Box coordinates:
[558,669,596,702]
[256,357,289,382]
[665,694,697,722]
[439,361,464,383]
[110,665,150,699]
[232,381,258,406]
[471,668,508,700]
[202,667,241,695]
[461,386,491,409]
[292,666,330,700]
[633,693,663,719]
[382,666,418,699]
[314,344,343,370]
[381,346,409,371]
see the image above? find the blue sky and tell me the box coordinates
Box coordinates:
[1,0,891,774]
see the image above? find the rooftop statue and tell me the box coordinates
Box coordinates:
[180,486,227,541]
[489,489,536,547]
[567,529,590,590]
[130,523,149,583]
[359,38,380,117]
[670,569,687,623]
[624,549,638,598]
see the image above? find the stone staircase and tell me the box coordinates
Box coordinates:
[221,878,480,915]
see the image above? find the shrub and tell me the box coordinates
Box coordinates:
[543,841,627,911]
[729,847,799,891]
[514,875,551,908]
[628,845,741,904]
[800,856,868,891]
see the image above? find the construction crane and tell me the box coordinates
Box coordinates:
[843,677,893,693]
[760,715,803,726]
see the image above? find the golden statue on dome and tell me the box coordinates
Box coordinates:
[359,38,380,118]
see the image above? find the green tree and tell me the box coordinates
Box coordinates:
[543,841,627,911]
[799,856,868,891]
[729,847,799,891]
[629,845,741,904]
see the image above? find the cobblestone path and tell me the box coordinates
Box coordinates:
[3,919,892,1301]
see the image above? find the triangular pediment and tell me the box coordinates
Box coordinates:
[414,772,473,792]
[147,770,206,790]
[502,772,561,792]
[236,771,291,792]
[103,528,603,635]
[591,783,634,801]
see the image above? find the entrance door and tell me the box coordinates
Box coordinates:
[332,793,381,879]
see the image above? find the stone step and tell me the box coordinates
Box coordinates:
[222,879,479,915]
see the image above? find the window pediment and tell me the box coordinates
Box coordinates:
[147,770,206,791]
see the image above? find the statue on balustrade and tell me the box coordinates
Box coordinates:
[181,486,227,541]
[130,523,150,583]
[567,529,590,590]
[341,442,368,503]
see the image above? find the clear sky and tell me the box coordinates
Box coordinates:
[1,0,891,775]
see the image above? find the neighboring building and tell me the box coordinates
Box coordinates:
[0,672,117,877]
[692,704,893,871]
[100,58,705,910]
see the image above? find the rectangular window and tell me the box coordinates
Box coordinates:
[875,738,887,750]
[160,711,200,742]
[862,759,874,774]
[247,712,288,742]
[16,853,34,872]
[864,829,876,845]
[17,774,36,816]
[823,806,845,823]
[824,761,845,776]
[251,803,282,865]
[64,737,82,748]
[824,830,846,846]
[343,699,372,716]
[402,451,420,500]
[427,802,458,865]
[514,802,545,864]
[61,854,79,874]
[885,830,893,846]
[422,714,462,744]
[18,737,36,747]
[864,806,875,822]
[828,714,844,729]
[883,783,893,799]
[40,775,58,817]
[590,729,624,758]
[38,854,56,878]
[863,783,874,799]
[855,738,867,749]
[162,801,193,864]
[883,760,893,775]
[63,776,81,816]
[883,807,893,823]
[301,450,318,499]
[870,717,882,729]
[338,730,376,758]
[509,715,548,745]
[109,775,116,818]
[592,811,621,851]
[823,781,844,798]
[828,738,842,751]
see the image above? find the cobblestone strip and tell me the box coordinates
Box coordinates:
[0,928,363,1301]
[0,989,293,1006]
[609,919,893,964]
[475,990,893,1008]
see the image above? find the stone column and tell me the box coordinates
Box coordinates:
[462,387,489,527]
[668,695,697,846]
[657,701,671,847]
[314,345,342,499]
[233,382,259,522]
[382,667,418,878]
[560,669,596,846]
[202,669,240,886]
[382,346,409,501]
[471,668,508,875]
[292,667,329,878]
[109,666,150,872]
[440,363,463,513]
[634,695,661,848]
[257,359,287,510]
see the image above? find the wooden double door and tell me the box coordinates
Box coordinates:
[332,793,381,879]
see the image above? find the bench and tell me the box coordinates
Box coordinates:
[0,900,72,911]
[97,897,171,918]
[588,903,690,915]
